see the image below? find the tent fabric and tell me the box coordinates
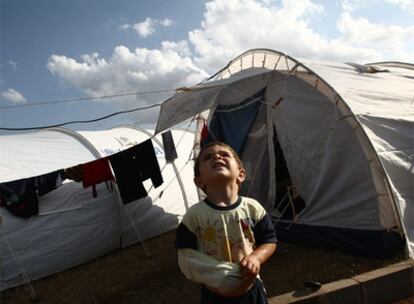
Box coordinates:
[155,49,413,258]
[0,129,99,183]
[1,126,199,290]
[1,182,120,290]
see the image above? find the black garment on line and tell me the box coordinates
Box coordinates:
[109,139,163,204]
[161,131,178,162]
[0,178,38,218]
[0,169,65,219]
[36,169,66,196]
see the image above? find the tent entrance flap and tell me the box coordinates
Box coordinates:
[203,87,266,154]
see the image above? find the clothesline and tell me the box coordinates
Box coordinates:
[0,89,174,110]
[0,103,162,131]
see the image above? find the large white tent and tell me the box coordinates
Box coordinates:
[0,125,199,291]
[156,49,414,259]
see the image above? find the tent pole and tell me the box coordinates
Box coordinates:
[122,206,151,257]
[1,229,38,300]
[172,163,189,211]
[114,184,150,257]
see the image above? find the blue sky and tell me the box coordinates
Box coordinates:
[1,0,413,131]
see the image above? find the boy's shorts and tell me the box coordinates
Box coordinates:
[200,278,268,304]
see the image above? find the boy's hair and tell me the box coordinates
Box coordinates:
[194,141,244,177]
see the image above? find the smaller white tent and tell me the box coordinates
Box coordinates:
[0,125,198,291]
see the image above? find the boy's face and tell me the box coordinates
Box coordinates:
[194,145,245,191]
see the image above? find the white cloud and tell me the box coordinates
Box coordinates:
[161,40,191,57]
[47,44,206,97]
[121,17,174,38]
[341,0,414,13]
[47,44,208,122]
[337,12,414,61]
[119,24,130,31]
[8,60,17,71]
[187,0,391,71]
[385,0,414,13]
[160,18,174,27]
[186,0,414,70]
[2,88,26,104]
[133,18,155,38]
[339,0,367,12]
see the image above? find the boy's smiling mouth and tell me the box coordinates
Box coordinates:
[212,161,226,169]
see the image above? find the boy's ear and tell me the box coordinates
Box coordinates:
[194,176,204,189]
[237,168,246,184]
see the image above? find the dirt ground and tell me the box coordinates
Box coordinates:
[1,229,405,304]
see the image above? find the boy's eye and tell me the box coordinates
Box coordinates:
[203,154,212,161]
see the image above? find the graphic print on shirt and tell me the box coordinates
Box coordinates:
[197,217,224,259]
[197,214,256,263]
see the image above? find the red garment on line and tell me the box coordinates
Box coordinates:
[82,158,115,197]
[200,121,209,142]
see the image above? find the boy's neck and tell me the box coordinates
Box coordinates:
[205,184,239,207]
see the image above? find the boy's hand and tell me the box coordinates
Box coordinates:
[239,255,261,278]
[239,243,277,278]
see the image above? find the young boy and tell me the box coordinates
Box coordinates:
[176,141,277,303]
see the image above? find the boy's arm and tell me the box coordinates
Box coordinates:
[178,248,243,291]
[176,223,244,292]
[240,211,278,278]
[239,243,277,278]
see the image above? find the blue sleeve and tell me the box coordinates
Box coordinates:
[175,222,198,250]
[253,213,277,246]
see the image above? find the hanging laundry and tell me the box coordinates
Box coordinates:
[161,130,178,162]
[200,120,210,144]
[64,165,83,183]
[0,178,39,218]
[35,169,66,196]
[109,139,163,204]
[0,169,68,218]
[82,158,115,198]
